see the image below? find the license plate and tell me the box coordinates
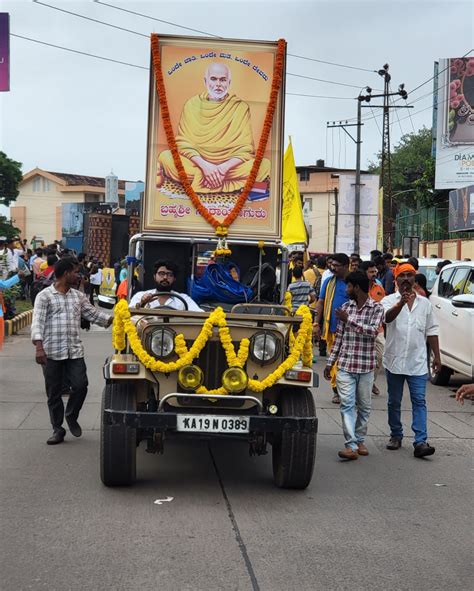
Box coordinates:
[176,415,250,434]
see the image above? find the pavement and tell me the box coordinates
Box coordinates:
[1,324,472,591]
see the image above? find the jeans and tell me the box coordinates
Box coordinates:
[42,358,89,431]
[386,370,428,445]
[336,370,374,450]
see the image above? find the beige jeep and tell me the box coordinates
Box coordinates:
[101,235,318,489]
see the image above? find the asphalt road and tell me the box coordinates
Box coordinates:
[1,326,472,591]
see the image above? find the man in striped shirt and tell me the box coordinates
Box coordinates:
[31,257,112,445]
[324,271,384,460]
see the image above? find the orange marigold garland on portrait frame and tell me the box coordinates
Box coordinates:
[151,34,286,236]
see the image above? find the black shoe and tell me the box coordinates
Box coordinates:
[414,442,435,458]
[66,418,82,438]
[386,437,402,450]
[47,428,66,445]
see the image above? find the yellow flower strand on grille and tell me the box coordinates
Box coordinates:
[248,305,313,392]
[196,386,228,395]
[111,299,313,392]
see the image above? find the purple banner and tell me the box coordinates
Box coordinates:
[0,13,10,92]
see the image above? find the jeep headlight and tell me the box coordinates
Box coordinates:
[250,332,279,365]
[149,328,175,359]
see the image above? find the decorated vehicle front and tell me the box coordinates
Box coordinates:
[102,279,318,488]
[100,33,318,490]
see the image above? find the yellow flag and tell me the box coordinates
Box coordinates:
[282,142,307,245]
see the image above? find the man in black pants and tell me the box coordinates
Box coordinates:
[31,257,112,444]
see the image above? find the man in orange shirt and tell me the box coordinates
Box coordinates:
[362,260,385,395]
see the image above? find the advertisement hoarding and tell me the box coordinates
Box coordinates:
[434,57,474,190]
[448,184,474,232]
[125,181,144,216]
[0,13,10,92]
[143,35,285,239]
[62,202,86,249]
[335,174,380,256]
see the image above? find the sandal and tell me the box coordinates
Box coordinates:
[372,384,380,396]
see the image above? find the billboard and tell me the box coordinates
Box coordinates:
[62,202,87,252]
[0,13,9,92]
[125,181,144,216]
[434,57,474,190]
[335,174,380,256]
[143,35,285,239]
[449,184,474,232]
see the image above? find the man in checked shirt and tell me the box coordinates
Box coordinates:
[31,257,113,445]
[324,271,384,460]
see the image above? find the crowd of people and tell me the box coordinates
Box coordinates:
[0,235,135,313]
[1,235,471,451]
[287,249,471,460]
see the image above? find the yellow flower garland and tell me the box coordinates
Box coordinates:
[111,300,313,394]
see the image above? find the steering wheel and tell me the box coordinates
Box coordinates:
[142,291,189,311]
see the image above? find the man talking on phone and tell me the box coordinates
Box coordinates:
[381,263,441,458]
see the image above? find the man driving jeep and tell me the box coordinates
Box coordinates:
[130,259,202,311]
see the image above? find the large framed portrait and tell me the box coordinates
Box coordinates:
[142,35,286,239]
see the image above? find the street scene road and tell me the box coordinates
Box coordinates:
[1,4,473,590]
[1,326,472,591]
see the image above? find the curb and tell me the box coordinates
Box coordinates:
[5,309,33,336]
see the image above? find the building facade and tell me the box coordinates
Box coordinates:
[11,168,127,244]
[297,159,367,254]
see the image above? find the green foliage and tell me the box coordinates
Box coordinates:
[368,126,448,208]
[0,151,23,206]
[0,215,20,239]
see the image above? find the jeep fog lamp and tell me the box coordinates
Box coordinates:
[150,328,175,359]
[222,367,248,393]
[250,332,279,365]
[178,365,203,390]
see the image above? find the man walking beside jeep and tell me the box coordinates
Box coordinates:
[381,263,441,458]
[31,257,113,445]
[324,271,384,460]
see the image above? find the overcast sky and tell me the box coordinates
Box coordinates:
[1,0,473,183]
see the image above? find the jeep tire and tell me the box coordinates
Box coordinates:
[100,381,137,487]
[272,387,316,489]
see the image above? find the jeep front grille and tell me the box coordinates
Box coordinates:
[187,338,242,391]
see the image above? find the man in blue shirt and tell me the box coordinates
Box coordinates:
[313,253,350,403]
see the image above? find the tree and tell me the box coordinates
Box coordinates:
[0,215,20,240]
[368,127,448,208]
[0,151,23,206]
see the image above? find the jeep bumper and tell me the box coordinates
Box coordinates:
[103,409,318,434]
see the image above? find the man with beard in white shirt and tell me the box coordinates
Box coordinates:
[130,259,202,312]
[381,263,441,458]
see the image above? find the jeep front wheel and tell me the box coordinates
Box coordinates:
[100,382,137,487]
[272,387,316,489]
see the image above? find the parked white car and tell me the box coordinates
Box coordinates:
[429,261,474,385]
[417,258,458,292]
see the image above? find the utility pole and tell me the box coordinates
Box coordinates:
[365,64,412,251]
[327,88,371,254]
[328,68,412,254]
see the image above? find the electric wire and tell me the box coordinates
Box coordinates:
[33,0,370,90]
[369,105,383,137]
[93,0,377,73]
[11,33,148,70]
[11,33,357,100]
[389,86,405,136]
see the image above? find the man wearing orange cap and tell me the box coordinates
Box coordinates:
[381,263,441,458]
